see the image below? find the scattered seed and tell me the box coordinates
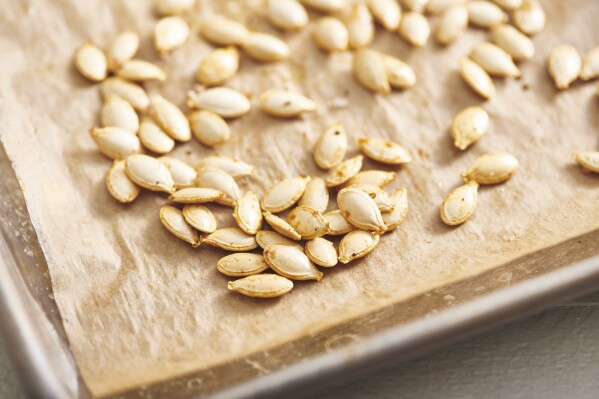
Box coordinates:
[490,24,534,61]
[467,1,507,28]
[305,237,338,267]
[201,16,249,46]
[125,154,175,193]
[75,42,107,82]
[288,205,330,239]
[106,159,140,204]
[256,230,304,250]
[382,55,416,89]
[435,4,468,45]
[426,0,466,15]
[234,191,263,235]
[338,230,380,264]
[196,167,241,207]
[358,137,412,165]
[228,274,293,298]
[159,156,197,188]
[368,0,401,31]
[169,187,225,203]
[138,117,175,155]
[346,4,375,49]
[116,59,166,82]
[106,31,139,71]
[314,123,348,170]
[460,58,496,100]
[382,188,408,232]
[259,89,316,117]
[197,46,240,86]
[403,0,430,13]
[182,204,218,233]
[149,95,191,142]
[196,155,255,179]
[512,0,545,36]
[573,151,599,173]
[262,175,311,213]
[353,48,390,94]
[155,0,195,16]
[462,152,519,184]
[451,106,489,150]
[337,187,386,232]
[205,227,258,251]
[217,253,269,277]
[440,181,479,226]
[299,0,344,13]
[547,44,581,90]
[313,17,349,52]
[323,209,355,235]
[90,126,142,160]
[187,87,251,118]
[399,12,430,47]
[299,177,329,213]
[470,42,521,78]
[263,212,302,240]
[491,0,522,10]
[242,32,290,62]
[581,47,599,81]
[189,110,230,147]
[325,155,364,187]
[101,77,150,113]
[348,184,395,213]
[101,95,139,133]
[345,170,397,188]
[160,205,201,247]
[268,0,309,31]
[264,244,323,281]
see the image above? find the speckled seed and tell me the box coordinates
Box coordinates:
[263,212,302,240]
[346,4,375,49]
[149,95,191,142]
[160,205,201,247]
[75,42,107,82]
[234,191,263,235]
[262,176,311,213]
[345,170,397,188]
[382,188,408,232]
[116,59,166,81]
[512,0,545,36]
[349,184,395,213]
[398,12,430,47]
[189,110,230,147]
[125,154,175,193]
[197,47,240,86]
[462,152,519,185]
[196,167,241,207]
[300,0,344,13]
[228,274,293,298]
[470,42,521,78]
[492,0,522,10]
[155,0,195,16]
[323,210,355,235]
[169,187,225,203]
[242,33,290,62]
[314,123,348,170]
[101,78,150,113]
[368,0,401,31]
[338,230,380,264]
[182,204,217,233]
[435,4,468,45]
[451,106,489,150]
[403,0,430,13]
[547,44,581,90]
[490,24,534,61]
[217,253,269,277]
[107,31,139,71]
[440,181,479,226]
[358,138,412,165]
[382,55,416,89]
[196,155,255,179]
[268,0,309,31]
[426,0,466,15]
[256,230,304,250]
[325,155,364,187]
[101,95,139,133]
[337,187,386,232]
[313,17,349,52]
[288,206,330,239]
[187,87,251,118]
[159,157,196,188]
[90,127,142,160]
[299,178,329,213]
[201,16,249,46]
[259,89,316,118]
[467,1,507,28]
[154,16,190,55]
[106,160,140,204]
[573,151,599,174]
[138,117,175,155]
[460,58,496,100]
[264,245,323,281]
[353,49,390,94]
[581,47,599,81]
[305,237,338,267]
[205,227,258,251]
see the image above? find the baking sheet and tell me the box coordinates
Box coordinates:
[0,0,598,397]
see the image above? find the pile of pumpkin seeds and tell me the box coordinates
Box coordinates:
[75,0,598,298]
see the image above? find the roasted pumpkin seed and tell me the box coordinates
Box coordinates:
[228,274,293,298]
[106,159,140,204]
[149,94,191,142]
[427,0,466,15]
[353,48,390,94]
[256,230,304,250]
[187,87,251,118]
[234,191,263,235]
[101,95,139,133]
[547,44,581,90]
[382,188,408,232]
[399,12,430,47]
[345,170,397,188]
[460,58,496,100]
[217,253,269,277]
[116,59,166,81]
[382,55,416,89]
[348,184,395,213]
[462,152,519,184]
[337,187,386,232]
[346,4,375,49]
[90,126,142,160]
[75,42,107,82]
[262,175,311,213]
[169,187,225,203]
[403,0,430,13]
[440,181,479,226]
[435,4,468,45]
[138,117,175,155]
[513,0,545,36]
[182,204,217,233]
[492,0,522,10]
[299,177,329,213]
[259,89,316,117]
[155,0,195,16]
[160,205,201,247]
[358,137,412,165]
[125,154,175,193]
[581,47,599,81]
[154,16,190,55]
[106,31,139,71]
[323,210,355,235]
[197,46,240,86]
[470,42,521,78]
[368,0,401,31]
[467,1,507,28]
[201,16,249,46]
[267,0,309,31]
[574,151,599,173]
[101,77,150,112]
[205,227,258,251]
[338,230,380,264]
[305,237,338,267]
[313,17,349,52]
[325,155,364,187]
[196,167,241,207]
[288,205,330,239]
[263,212,302,240]
[451,106,489,150]
[196,155,255,179]
[490,24,534,61]
[189,110,230,147]
[314,123,348,169]
[264,244,323,281]
[159,156,197,188]
[242,33,290,62]
[300,0,344,13]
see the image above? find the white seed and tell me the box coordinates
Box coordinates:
[228,274,293,298]
[106,160,140,204]
[323,210,355,235]
[345,170,397,188]
[217,253,269,277]
[462,152,519,184]
[353,49,390,94]
[155,0,195,16]
[299,177,329,213]
[196,155,255,179]
[325,155,364,187]
[451,106,489,150]
[169,187,225,203]
[262,175,311,213]
[382,188,408,232]
[196,167,241,207]
[116,59,166,82]
[101,95,139,133]
[382,55,416,89]
[368,0,401,31]
[154,16,190,55]
[337,187,386,232]
[242,33,290,62]
[512,0,545,36]
[234,191,263,235]
[470,42,521,78]
[348,184,395,213]
[313,17,349,52]
[75,42,107,82]
[299,0,344,13]
[460,58,496,100]
[138,117,175,155]
[338,230,380,264]
[403,0,430,13]
[435,4,468,45]
[205,227,258,251]
[149,95,191,142]
[90,126,142,160]
[268,0,309,31]
[263,212,302,240]
[467,1,507,28]
[160,205,201,247]
[187,87,251,118]
[547,44,581,90]
[314,123,348,170]
[288,205,330,239]
[440,181,479,226]
[581,47,599,81]
[491,0,522,10]
[398,12,430,47]
[264,245,323,281]
[305,237,338,267]
[490,24,534,61]
[106,31,139,72]
[426,0,466,15]
[256,230,303,250]
[201,16,249,46]
[574,151,599,173]
[101,77,150,112]
[197,46,240,86]
[345,4,374,49]
[189,110,230,147]
[182,204,217,233]
[125,154,175,193]
[159,156,197,188]
[358,137,412,165]
[259,89,316,118]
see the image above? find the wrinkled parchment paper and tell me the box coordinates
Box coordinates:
[1,0,598,396]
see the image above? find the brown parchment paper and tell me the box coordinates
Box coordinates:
[1,0,598,396]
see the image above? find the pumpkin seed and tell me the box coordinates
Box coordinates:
[228,274,293,298]
[345,170,397,188]
[106,159,140,204]
[159,156,196,188]
[382,55,416,89]
[182,204,217,233]
[573,151,599,173]
[259,89,316,117]
[264,244,323,281]
[462,152,519,184]
[234,191,263,235]
[196,167,241,207]
[323,210,355,235]
[101,78,150,113]
[155,0,195,16]
[201,16,249,46]
[358,137,412,165]
[346,4,375,49]
[196,155,255,179]
[75,42,107,82]
[337,187,386,232]
[382,188,408,232]
[90,126,142,160]
[300,0,344,13]
[138,117,175,155]
[403,0,430,13]
[149,95,191,142]
[348,184,395,213]
[197,46,240,86]
[217,253,269,277]
[187,87,251,118]
[491,0,522,10]
[117,59,166,82]
[451,106,489,150]
[547,44,581,90]
[313,17,349,52]
[460,58,496,100]
[288,205,330,239]
[125,154,175,193]
[106,31,139,71]
[338,230,380,264]
[353,48,390,94]
[154,16,190,55]
[189,110,230,147]
[426,0,466,15]
[470,42,521,78]
[399,12,430,47]
[368,0,401,31]
[101,95,139,133]
[440,181,479,226]
[325,155,364,187]
[581,47,599,81]
[160,205,201,247]
[205,227,258,251]
[262,176,311,213]
[169,187,225,203]
[268,0,309,31]
[256,230,304,250]
[512,0,545,36]
[314,123,348,169]
[435,4,468,45]
[242,32,290,62]
[299,177,329,213]
[263,212,302,240]
[490,24,534,61]
[305,237,338,267]
[467,1,507,28]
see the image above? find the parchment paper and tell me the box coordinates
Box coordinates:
[1,0,598,396]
